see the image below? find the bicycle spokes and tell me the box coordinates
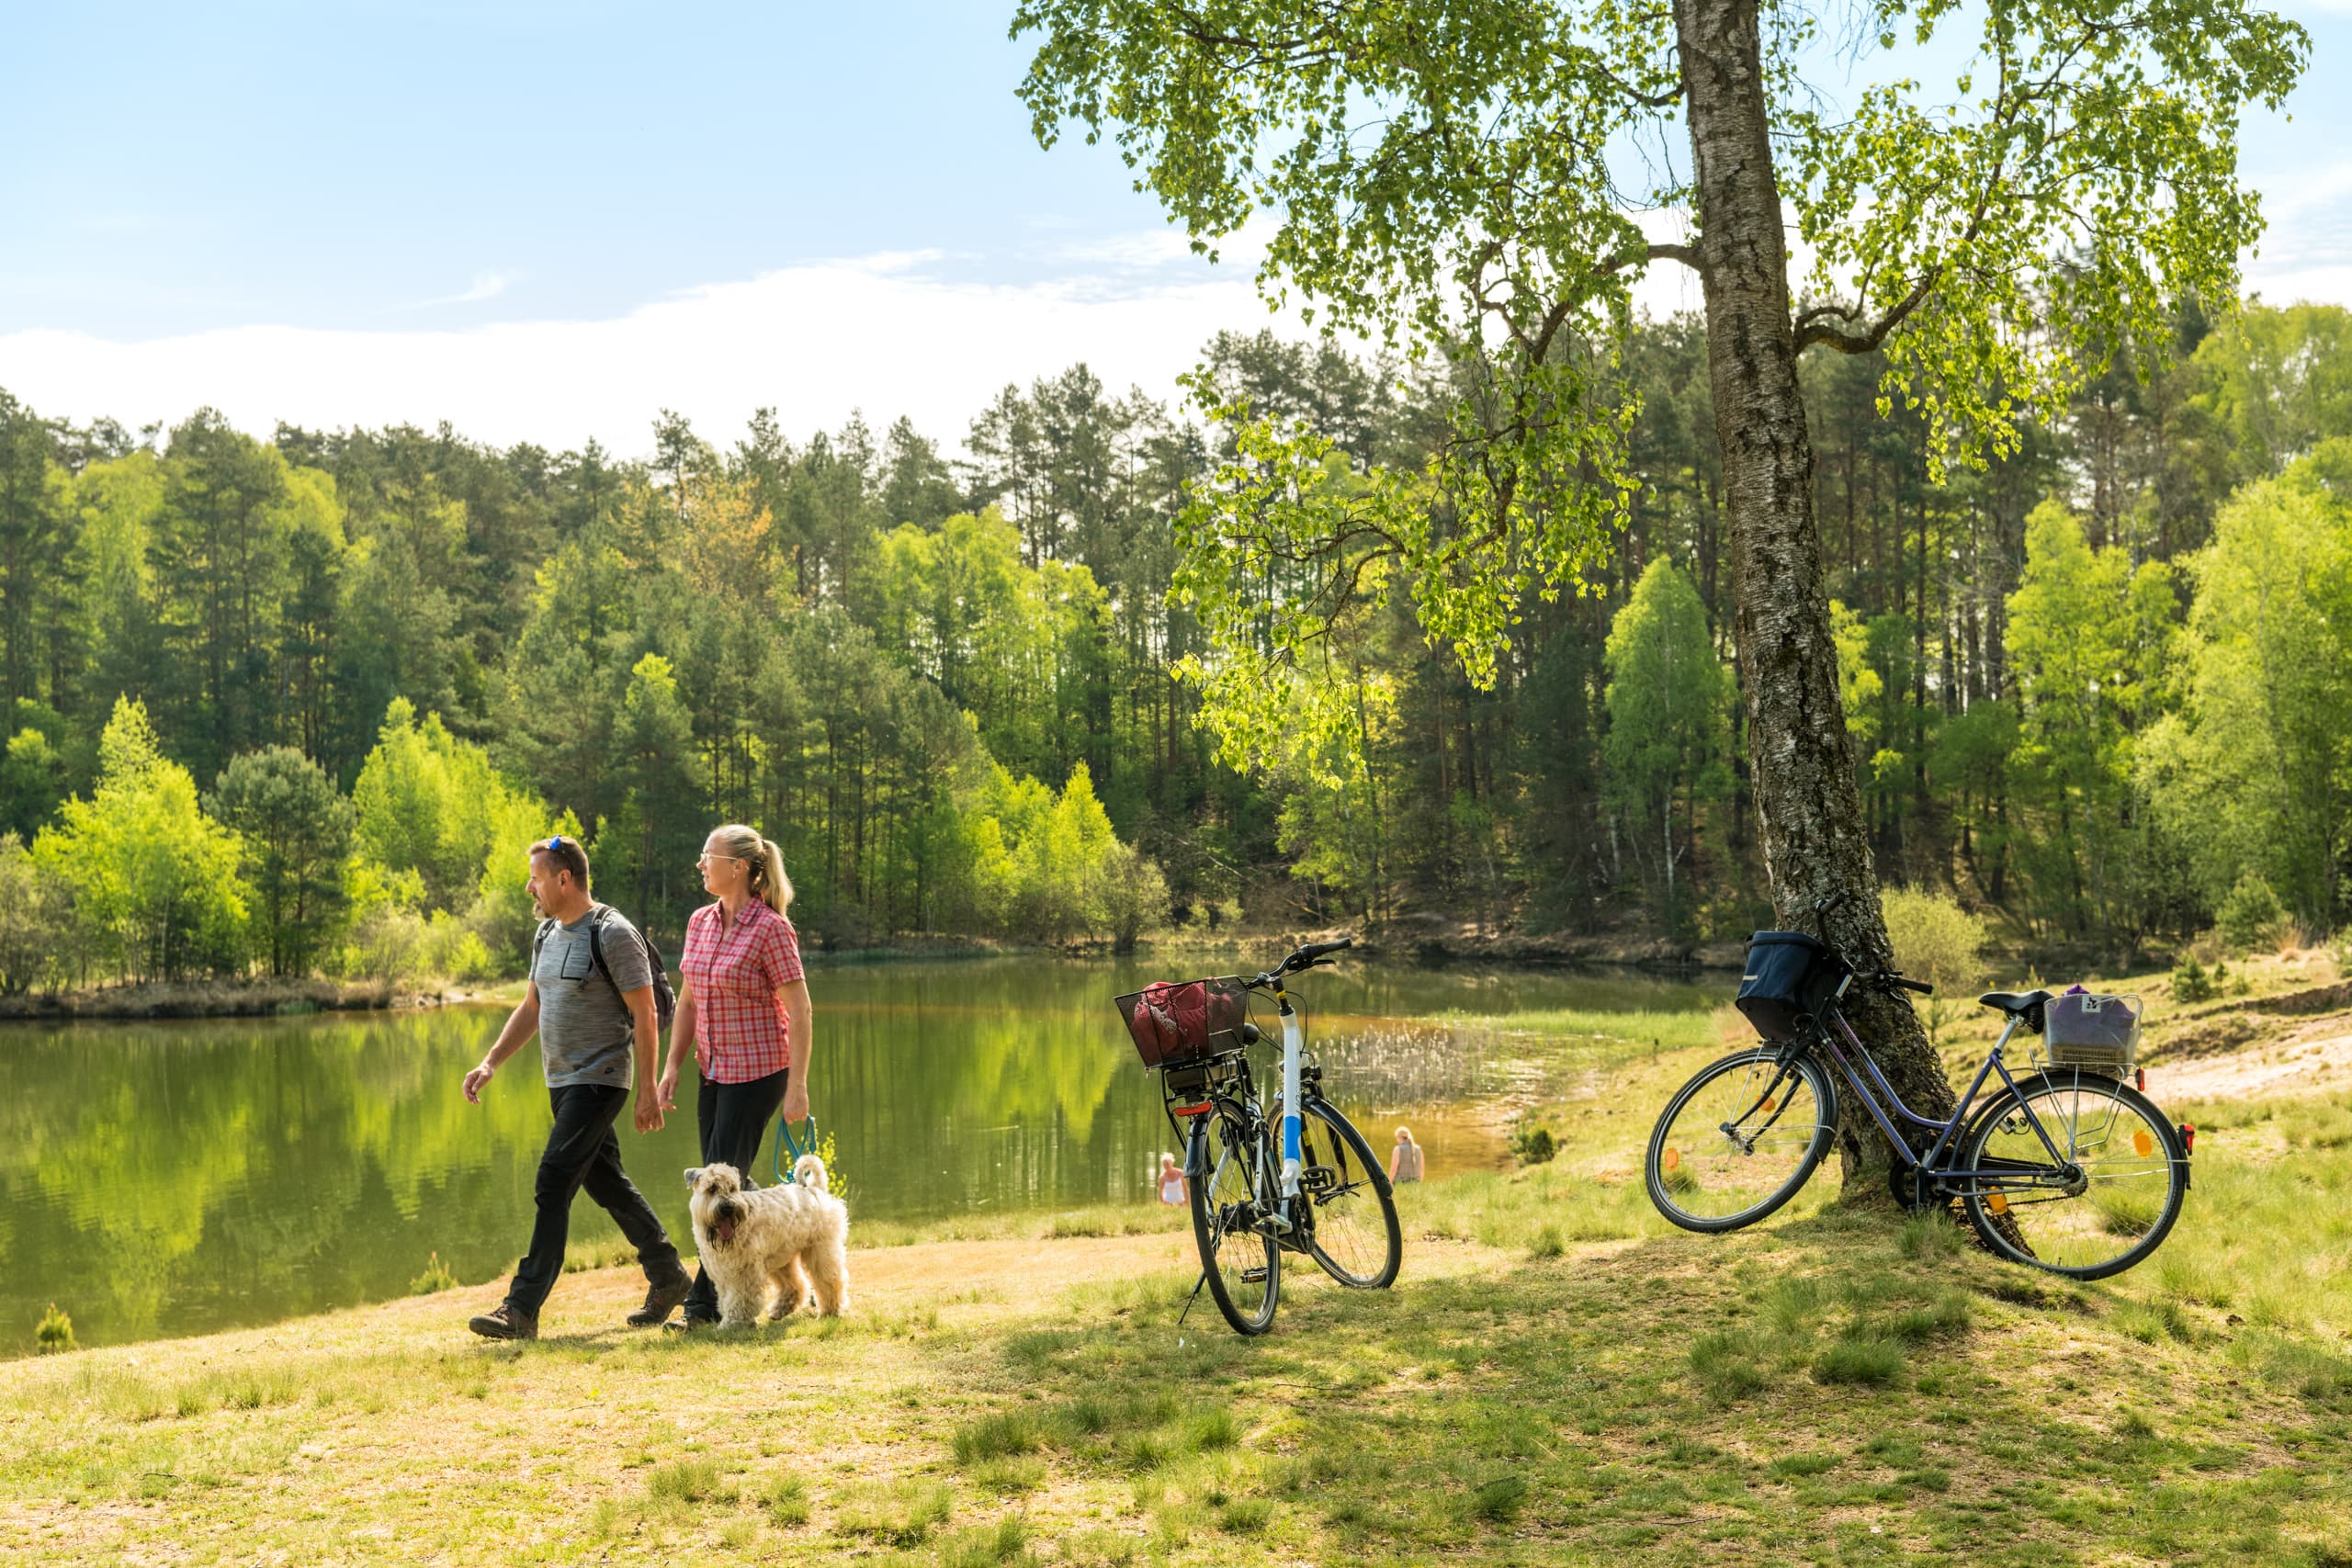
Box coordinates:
[1648,1050,1835,1229]
[1191,1111,1279,1333]
[1963,1077,2183,1278]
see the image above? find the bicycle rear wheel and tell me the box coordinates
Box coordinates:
[1645,1047,1836,1232]
[1295,1098,1402,1288]
[1957,1072,2186,1280]
[1189,1106,1280,1335]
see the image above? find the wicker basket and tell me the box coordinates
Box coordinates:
[2043,992,2142,1075]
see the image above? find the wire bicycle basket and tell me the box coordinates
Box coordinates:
[1113,976,1251,1068]
[2041,992,2142,1077]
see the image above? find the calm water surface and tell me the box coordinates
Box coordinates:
[1,954,1711,1351]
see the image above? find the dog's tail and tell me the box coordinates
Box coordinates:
[794,1153,830,1193]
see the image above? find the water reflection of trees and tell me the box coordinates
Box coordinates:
[0,1011,547,1348]
[4,964,1711,1351]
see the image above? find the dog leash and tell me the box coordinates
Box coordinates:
[773,1114,820,1185]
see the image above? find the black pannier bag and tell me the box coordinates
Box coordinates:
[1735,931,1849,1042]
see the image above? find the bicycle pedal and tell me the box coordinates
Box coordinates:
[1239,1267,1271,1284]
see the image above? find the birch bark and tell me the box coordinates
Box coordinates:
[1676,0,1957,1188]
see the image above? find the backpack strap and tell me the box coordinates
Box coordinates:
[584,903,654,991]
[529,917,558,980]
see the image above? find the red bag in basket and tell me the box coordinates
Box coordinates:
[1132,980,1207,1058]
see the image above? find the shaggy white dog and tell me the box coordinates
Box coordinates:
[685,1157,849,1326]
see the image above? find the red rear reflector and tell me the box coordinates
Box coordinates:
[2136,1067,2145,1091]
[1173,1102,1212,1117]
[2180,1122,2196,1154]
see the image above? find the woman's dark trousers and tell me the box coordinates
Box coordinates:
[682,1067,791,1322]
[508,1083,685,1317]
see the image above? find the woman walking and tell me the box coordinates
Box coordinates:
[652,823,813,1329]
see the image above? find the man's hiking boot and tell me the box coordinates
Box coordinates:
[468,1303,538,1341]
[627,1274,692,1327]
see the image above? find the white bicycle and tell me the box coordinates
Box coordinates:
[1115,937,1403,1335]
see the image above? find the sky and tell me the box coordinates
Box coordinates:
[3,0,2347,457]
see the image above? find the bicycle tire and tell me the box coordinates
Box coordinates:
[1956,1071,2186,1280]
[1189,1104,1281,1335]
[1645,1047,1837,1233]
[1295,1098,1402,1289]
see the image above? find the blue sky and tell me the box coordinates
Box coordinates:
[4,1,2347,453]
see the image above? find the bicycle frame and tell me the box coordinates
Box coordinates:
[1801,978,2082,1194]
[1166,974,1313,1228]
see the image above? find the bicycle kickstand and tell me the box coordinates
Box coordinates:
[1179,1270,1207,1327]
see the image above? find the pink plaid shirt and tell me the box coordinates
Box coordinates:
[679,898,804,1084]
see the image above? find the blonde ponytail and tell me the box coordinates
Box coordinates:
[712,824,795,916]
[757,836,793,915]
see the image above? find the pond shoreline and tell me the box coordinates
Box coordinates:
[1,931,1737,1022]
[0,977,428,1022]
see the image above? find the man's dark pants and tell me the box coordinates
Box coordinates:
[681,1066,790,1322]
[507,1083,686,1316]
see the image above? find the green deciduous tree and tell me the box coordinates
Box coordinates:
[207,746,357,977]
[0,831,72,995]
[1012,0,2304,1190]
[33,697,249,980]
[2141,446,2352,930]
[352,697,546,921]
[1602,559,1732,930]
[2005,500,2179,947]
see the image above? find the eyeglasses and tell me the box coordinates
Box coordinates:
[534,836,570,856]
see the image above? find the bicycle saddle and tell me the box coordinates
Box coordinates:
[1976,989,2053,1016]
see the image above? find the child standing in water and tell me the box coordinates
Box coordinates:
[1156,1152,1187,1205]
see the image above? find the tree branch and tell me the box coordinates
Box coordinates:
[1792,266,1940,355]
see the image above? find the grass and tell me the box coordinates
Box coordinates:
[8,999,2352,1563]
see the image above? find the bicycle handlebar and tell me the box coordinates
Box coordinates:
[1249,934,1356,987]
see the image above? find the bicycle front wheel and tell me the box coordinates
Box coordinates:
[1295,1098,1402,1289]
[1646,1047,1836,1232]
[1958,1072,2186,1280]
[1189,1106,1280,1335]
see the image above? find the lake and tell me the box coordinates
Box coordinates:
[0,953,1713,1352]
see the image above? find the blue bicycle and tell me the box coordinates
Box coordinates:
[1645,899,2191,1280]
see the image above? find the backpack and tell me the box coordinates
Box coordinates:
[532,905,679,1030]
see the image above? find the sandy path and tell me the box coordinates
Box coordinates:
[2146,1013,2352,1103]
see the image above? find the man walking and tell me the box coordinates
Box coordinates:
[461,835,690,1339]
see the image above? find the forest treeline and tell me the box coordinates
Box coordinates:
[0,302,2347,988]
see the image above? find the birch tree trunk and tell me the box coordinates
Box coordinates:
[1676,0,1957,1193]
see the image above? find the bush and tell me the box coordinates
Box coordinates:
[1880,886,1988,1042]
[35,1303,74,1354]
[2173,953,2218,1004]
[2218,871,2287,953]
[1509,1125,1557,1165]
[409,1252,457,1294]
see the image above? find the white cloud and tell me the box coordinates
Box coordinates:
[411,269,523,309]
[0,251,1295,456]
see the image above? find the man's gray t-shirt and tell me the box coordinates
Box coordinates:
[532,907,655,1089]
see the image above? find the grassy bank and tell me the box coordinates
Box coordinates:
[12,985,2352,1565]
